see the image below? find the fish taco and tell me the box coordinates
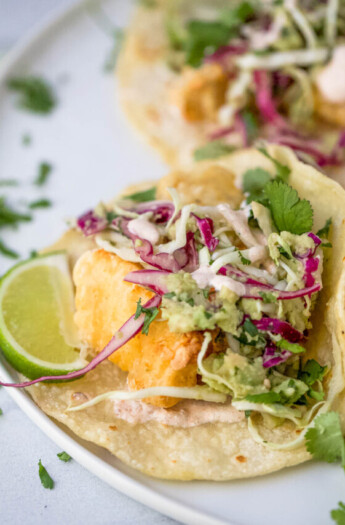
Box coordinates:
[1,145,345,480]
[117,0,345,180]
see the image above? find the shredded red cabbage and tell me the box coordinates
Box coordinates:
[253,70,287,127]
[272,135,341,167]
[252,317,303,342]
[77,210,108,236]
[263,343,291,368]
[133,201,175,223]
[194,215,219,252]
[0,295,161,388]
[204,44,247,65]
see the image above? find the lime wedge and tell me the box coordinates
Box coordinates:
[0,252,85,379]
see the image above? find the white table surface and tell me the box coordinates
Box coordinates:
[0,2,179,524]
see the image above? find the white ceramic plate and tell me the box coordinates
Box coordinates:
[0,2,344,524]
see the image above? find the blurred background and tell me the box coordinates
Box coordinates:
[0,0,76,50]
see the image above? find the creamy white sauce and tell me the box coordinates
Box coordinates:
[217,204,260,247]
[128,217,160,244]
[112,399,244,427]
[316,45,345,104]
[191,266,247,296]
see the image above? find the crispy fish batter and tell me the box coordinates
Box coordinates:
[171,64,228,122]
[74,249,225,408]
[156,163,244,207]
[314,88,345,127]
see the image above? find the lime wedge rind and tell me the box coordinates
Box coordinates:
[0,252,86,380]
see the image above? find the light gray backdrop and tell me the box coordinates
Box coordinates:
[0,1,178,524]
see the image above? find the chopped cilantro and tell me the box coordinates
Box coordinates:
[299,359,327,387]
[202,289,210,299]
[259,291,277,303]
[276,338,305,354]
[0,179,18,187]
[0,238,19,259]
[243,168,271,203]
[246,391,282,404]
[134,298,160,335]
[241,110,259,143]
[0,408,3,415]
[104,28,125,72]
[220,2,255,30]
[0,197,31,228]
[317,217,332,238]
[331,502,345,525]
[322,242,332,248]
[35,162,53,186]
[204,310,213,319]
[258,147,291,182]
[185,297,195,306]
[164,292,176,299]
[8,76,56,114]
[30,249,38,258]
[193,141,236,161]
[57,451,72,462]
[265,181,313,234]
[305,412,345,467]
[244,410,252,418]
[184,20,234,67]
[22,133,32,146]
[243,318,259,337]
[38,460,54,489]
[239,251,251,265]
[29,199,52,209]
[124,187,156,202]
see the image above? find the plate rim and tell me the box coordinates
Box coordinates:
[0,2,234,524]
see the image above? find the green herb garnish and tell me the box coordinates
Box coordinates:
[317,217,332,238]
[35,162,53,186]
[0,179,19,187]
[305,412,345,468]
[331,502,345,525]
[243,318,259,337]
[0,239,19,259]
[243,168,271,203]
[194,141,236,161]
[38,460,54,489]
[8,76,56,114]
[258,147,291,182]
[276,338,305,354]
[265,181,313,234]
[29,199,52,209]
[22,133,32,146]
[259,291,277,303]
[57,451,72,462]
[124,187,156,202]
[134,298,160,335]
[0,197,31,228]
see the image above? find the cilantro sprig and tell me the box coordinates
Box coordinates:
[134,298,160,335]
[8,76,57,114]
[57,451,72,462]
[305,412,345,467]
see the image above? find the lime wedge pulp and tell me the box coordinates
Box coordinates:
[0,252,85,379]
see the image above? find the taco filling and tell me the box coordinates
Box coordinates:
[118,0,345,171]
[66,148,334,447]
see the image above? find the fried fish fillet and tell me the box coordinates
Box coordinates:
[73,249,211,408]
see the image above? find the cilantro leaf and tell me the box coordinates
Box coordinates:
[8,76,56,114]
[35,162,53,186]
[241,110,259,143]
[193,141,236,161]
[38,460,54,489]
[259,291,277,303]
[258,147,291,182]
[331,502,345,525]
[184,20,234,67]
[220,2,255,30]
[317,218,332,238]
[0,197,31,228]
[243,318,259,337]
[299,359,327,387]
[243,168,271,203]
[0,238,19,259]
[29,199,52,209]
[124,187,156,202]
[276,338,305,354]
[57,451,72,462]
[305,412,345,467]
[134,298,160,335]
[265,180,313,234]
[246,392,282,404]
[0,408,3,415]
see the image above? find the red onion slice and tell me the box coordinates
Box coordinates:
[252,318,303,342]
[0,295,162,388]
[77,210,108,236]
[124,270,170,295]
